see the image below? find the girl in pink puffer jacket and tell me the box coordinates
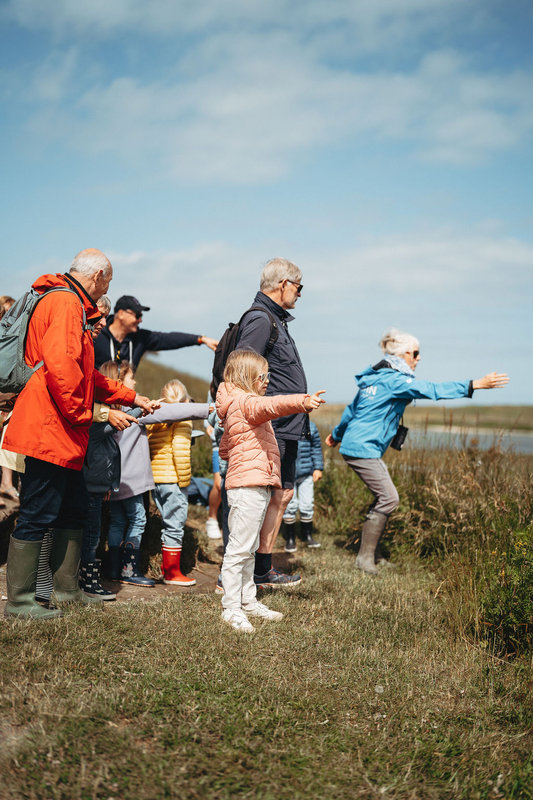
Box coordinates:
[215,349,325,633]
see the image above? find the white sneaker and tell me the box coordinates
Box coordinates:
[242,601,283,621]
[206,518,222,539]
[221,609,255,632]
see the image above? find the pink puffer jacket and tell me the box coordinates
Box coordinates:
[216,383,309,490]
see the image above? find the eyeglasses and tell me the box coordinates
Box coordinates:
[285,279,303,294]
[258,372,271,383]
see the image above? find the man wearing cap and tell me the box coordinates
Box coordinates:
[94,294,218,370]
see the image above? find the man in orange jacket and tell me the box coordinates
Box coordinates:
[3,249,158,619]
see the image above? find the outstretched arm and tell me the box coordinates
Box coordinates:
[472,372,509,390]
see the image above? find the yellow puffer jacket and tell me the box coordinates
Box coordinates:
[146,419,193,487]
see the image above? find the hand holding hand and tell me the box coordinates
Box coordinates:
[472,372,509,390]
[325,433,338,448]
[134,394,161,415]
[304,390,326,412]
[107,408,139,431]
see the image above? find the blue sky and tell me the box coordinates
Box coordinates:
[1,0,532,405]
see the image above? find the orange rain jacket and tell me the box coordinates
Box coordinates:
[3,273,136,470]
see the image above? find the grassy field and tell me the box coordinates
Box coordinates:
[1,360,531,798]
[1,544,531,800]
[1,444,532,799]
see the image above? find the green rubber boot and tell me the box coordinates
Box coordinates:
[4,536,62,619]
[49,529,103,607]
[355,511,388,575]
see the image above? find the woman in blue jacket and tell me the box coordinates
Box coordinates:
[326,329,508,574]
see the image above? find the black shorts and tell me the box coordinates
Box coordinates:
[277,438,299,490]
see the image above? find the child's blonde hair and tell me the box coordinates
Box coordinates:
[161,378,190,403]
[223,350,268,394]
[98,360,133,383]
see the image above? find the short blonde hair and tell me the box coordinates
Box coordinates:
[379,328,419,356]
[161,378,190,403]
[223,350,268,394]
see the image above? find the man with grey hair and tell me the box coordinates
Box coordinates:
[3,248,158,619]
[235,257,309,588]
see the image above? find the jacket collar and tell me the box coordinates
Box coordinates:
[63,273,100,321]
[253,291,295,323]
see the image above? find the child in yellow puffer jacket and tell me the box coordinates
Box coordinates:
[146,379,195,586]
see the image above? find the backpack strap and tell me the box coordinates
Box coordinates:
[29,287,92,373]
[238,306,279,356]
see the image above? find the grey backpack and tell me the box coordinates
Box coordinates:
[0,286,89,395]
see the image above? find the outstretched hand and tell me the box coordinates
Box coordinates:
[133,394,161,415]
[472,372,509,390]
[107,409,139,431]
[325,433,339,448]
[304,390,326,412]
[200,336,219,352]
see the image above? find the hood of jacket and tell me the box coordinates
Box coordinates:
[354,364,397,390]
[32,273,100,322]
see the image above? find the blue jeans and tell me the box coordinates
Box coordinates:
[14,456,89,541]
[152,483,188,547]
[108,494,146,549]
[283,474,315,522]
[81,492,105,565]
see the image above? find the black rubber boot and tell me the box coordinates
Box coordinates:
[80,560,116,600]
[4,536,62,619]
[49,529,103,607]
[355,511,388,575]
[300,520,320,548]
[283,521,297,553]
[120,543,155,587]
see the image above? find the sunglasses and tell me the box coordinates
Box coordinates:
[126,309,143,320]
[413,350,420,358]
[285,279,303,293]
[258,372,271,383]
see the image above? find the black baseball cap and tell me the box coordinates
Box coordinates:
[114,295,150,315]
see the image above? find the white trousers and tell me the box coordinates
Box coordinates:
[221,486,271,611]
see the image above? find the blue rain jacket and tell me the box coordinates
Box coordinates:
[294,421,324,480]
[332,364,473,459]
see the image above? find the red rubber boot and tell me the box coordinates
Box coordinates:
[161,546,196,586]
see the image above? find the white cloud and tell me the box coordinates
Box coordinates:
[19,37,533,183]
[1,0,470,42]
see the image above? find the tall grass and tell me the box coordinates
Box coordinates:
[316,433,533,656]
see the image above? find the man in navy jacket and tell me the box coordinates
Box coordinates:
[94,294,218,370]
[236,257,309,588]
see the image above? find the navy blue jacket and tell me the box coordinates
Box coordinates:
[83,421,121,494]
[236,292,309,440]
[295,421,324,480]
[94,320,201,370]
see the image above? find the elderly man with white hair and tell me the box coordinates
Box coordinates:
[326,328,509,574]
[234,257,310,588]
[3,249,158,619]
